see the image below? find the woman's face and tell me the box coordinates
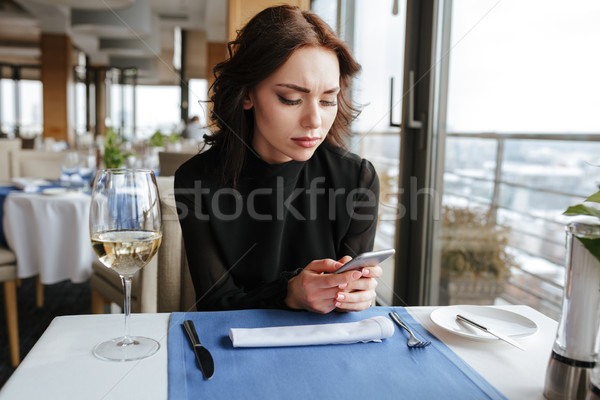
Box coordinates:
[244,46,340,164]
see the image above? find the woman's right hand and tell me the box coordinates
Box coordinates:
[285,257,362,313]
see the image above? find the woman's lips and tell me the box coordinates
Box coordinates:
[292,137,320,148]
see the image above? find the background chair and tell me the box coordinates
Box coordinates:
[9,150,65,180]
[180,140,206,154]
[0,139,22,182]
[158,151,196,177]
[90,176,196,314]
[1,245,20,367]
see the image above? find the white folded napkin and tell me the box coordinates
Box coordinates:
[229,316,395,348]
[12,178,51,193]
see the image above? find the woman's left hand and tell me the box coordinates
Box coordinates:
[334,261,382,312]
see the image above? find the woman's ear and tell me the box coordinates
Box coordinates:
[243,92,253,110]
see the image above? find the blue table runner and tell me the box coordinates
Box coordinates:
[168,306,506,400]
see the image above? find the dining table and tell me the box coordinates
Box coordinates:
[0,183,95,284]
[0,305,557,399]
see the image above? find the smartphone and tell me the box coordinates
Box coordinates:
[334,248,395,274]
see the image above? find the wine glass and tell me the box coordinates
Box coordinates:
[77,152,96,192]
[61,151,79,185]
[89,169,162,361]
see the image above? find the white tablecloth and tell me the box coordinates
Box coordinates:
[0,306,558,400]
[2,191,95,284]
[410,305,556,400]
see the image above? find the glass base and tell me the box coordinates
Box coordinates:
[93,336,160,362]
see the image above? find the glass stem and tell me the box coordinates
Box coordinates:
[121,275,134,344]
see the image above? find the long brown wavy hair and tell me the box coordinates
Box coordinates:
[206,5,361,186]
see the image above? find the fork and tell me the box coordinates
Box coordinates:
[389,312,432,348]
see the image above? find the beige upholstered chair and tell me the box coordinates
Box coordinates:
[1,245,20,367]
[180,140,205,154]
[158,151,196,177]
[90,176,196,314]
[10,150,65,180]
[0,139,22,182]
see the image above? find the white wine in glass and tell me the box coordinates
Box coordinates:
[89,169,162,361]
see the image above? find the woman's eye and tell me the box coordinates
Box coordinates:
[321,100,337,107]
[278,95,301,105]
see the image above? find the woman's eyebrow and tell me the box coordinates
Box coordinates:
[276,83,340,94]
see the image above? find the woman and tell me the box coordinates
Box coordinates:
[175,5,381,313]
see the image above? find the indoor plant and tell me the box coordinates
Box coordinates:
[102,127,131,168]
[149,129,181,151]
[439,206,518,305]
[563,189,600,263]
[149,129,165,148]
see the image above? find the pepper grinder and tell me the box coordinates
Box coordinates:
[544,220,600,399]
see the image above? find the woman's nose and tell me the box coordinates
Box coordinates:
[301,101,322,129]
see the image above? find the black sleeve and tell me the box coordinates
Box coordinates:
[175,169,296,311]
[338,159,380,258]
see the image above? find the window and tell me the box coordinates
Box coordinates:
[433,0,600,318]
[314,0,407,306]
[74,80,87,135]
[188,79,208,125]
[0,76,15,135]
[0,65,42,137]
[106,68,137,139]
[134,85,180,139]
[18,79,43,136]
[447,0,600,133]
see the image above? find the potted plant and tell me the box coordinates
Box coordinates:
[166,131,182,151]
[148,129,181,152]
[102,127,132,168]
[149,129,165,148]
[439,206,518,305]
[564,189,600,263]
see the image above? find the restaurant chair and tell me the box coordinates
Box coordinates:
[180,140,206,154]
[20,138,36,150]
[90,176,196,314]
[9,149,65,180]
[158,151,196,177]
[0,139,22,182]
[0,245,20,367]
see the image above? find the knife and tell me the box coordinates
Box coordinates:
[183,320,215,379]
[456,314,525,351]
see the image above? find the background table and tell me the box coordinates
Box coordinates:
[0,305,557,400]
[2,190,95,284]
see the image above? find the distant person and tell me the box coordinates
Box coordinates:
[182,116,206,141]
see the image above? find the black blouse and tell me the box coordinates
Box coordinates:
[174,141,380,311]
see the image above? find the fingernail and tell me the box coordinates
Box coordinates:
[352,271,362,280]
[335,301,342,307]
[336,293,345,300]
[362,268,370,275]
[338,282,348,289]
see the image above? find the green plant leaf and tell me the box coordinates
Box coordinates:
[564,190,600,218]
[576,237,600,265]
[149,130,164,147]
[585,190,600,203]
[102,127,126,168]
[168,132,181,144]
[564,204,600,219]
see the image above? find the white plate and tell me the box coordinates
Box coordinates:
[41,188,78,196]
[430,305,538,341]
